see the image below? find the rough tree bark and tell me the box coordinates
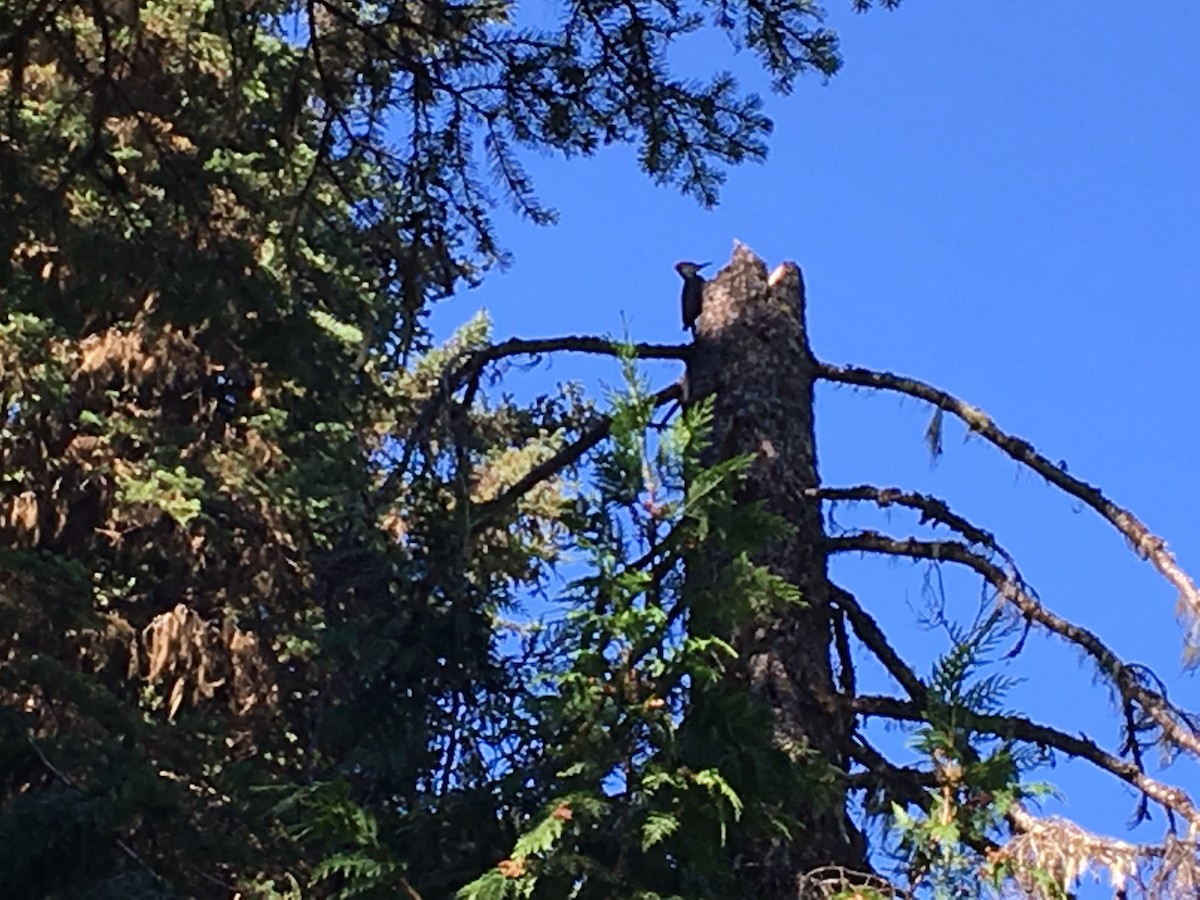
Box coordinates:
[687,243,867,896]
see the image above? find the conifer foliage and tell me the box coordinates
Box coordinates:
[4,0,1199,898]
[0,0,893,894]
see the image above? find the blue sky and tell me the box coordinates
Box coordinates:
[435,1,1200,890]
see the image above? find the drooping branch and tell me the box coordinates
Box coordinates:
[469,382,682,532]
[391,335,689,487]
[812,485,1019,572]
[849,696,1200,893]
[853,694,1200,829]
[817,362,1200,662]
[824,497,1184,827]
[828,531,1200,761]
[833,583,1200,838]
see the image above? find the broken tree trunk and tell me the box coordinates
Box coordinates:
[687,243,867,896]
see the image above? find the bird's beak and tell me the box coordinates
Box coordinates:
[698,261,711,271]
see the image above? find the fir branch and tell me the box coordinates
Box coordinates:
[847,736,1002,859]
[393,336,690,487]
[0,0,57,58]
[847,737,1199,894]
[470,382,683,531]
[26,737,171,890]
[817,362,1200,661]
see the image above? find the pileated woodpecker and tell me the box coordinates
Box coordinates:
[675,261,709,332]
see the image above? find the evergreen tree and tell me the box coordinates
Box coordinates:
[3,1,1199,898]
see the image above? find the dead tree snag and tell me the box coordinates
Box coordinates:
[686,243,869,894]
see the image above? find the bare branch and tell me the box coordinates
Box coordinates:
[828,531,1200,761]
[812,485,1017,569]
[831,597,856,698]
[470,335,691,367]
[846,737,939,795]
[835,577,1200,830]
[817,362,1200,661]
[830,584,928,705]
[853,694,1200,829]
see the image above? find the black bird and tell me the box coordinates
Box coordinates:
[675,261,709,332]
